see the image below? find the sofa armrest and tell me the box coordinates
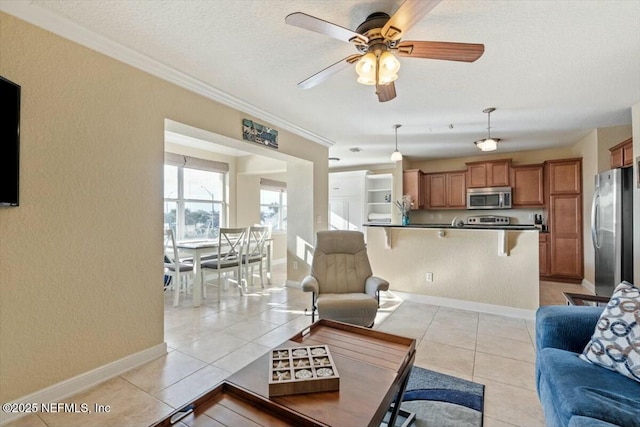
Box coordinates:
[301,276,318,294]
[365,276,389,297]
[535,305,603,354]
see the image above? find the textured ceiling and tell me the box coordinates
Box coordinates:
[4,0,640,168]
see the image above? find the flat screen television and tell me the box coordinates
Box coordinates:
[0,76,20,207]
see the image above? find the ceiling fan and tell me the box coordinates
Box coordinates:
[285,0,484,102]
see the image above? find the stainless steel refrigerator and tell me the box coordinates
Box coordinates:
[591,167,634,296]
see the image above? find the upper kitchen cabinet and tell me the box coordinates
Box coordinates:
[403,169,425,210]
[547,158,582,194]
[466,159,511,188]
[609,138,633,168]
[425,171,466,209]
[511,164,545,207]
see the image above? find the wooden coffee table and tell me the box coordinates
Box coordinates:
[152,319,416,427]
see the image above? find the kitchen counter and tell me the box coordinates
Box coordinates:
[364,223,539,231]
[363,224,540,313]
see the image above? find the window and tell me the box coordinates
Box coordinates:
[164,153,228,241]
[260,179,287,231]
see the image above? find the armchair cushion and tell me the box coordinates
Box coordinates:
[316,293,378,327]
[537,347,640,427]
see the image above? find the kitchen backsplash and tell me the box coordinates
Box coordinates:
[409,208,546,225]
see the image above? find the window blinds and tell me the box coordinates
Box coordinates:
[260,178,287,191]
[164,152,229,173]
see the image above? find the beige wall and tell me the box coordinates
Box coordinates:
[365,227,540,310]
[571,130,598,287]
[236,174,261,225]
[597,124,633,173]
[0,12,327,402]
[286,162,316,282]
[235,168,288,261]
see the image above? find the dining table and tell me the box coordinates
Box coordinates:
[176,238,273,307]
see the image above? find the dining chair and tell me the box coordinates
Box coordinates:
[201,227,246,300]
[243,225,270,289]
[164,228,194,307]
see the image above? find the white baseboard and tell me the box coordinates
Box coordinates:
[390,291,537,320]
[581,279,595,293]
[0,343,167,425]
[286,280,301,288]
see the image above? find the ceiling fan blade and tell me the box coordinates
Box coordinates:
[396,40,485,62]
[298,54,362,89]
[285,12,368,46]
[377,82,397,102]
[382,0,442,41]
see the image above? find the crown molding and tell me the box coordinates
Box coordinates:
[0,1,334,148]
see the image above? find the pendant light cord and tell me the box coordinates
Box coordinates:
[393,124,401,150]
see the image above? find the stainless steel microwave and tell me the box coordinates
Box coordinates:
[466,187,512,209]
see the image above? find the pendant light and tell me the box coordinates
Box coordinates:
[391,124,403,162]
[474,108,500,152]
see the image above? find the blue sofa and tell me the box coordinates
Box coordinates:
[535,305,640,427]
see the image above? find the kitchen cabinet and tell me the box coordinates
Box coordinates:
[466,159,511,188]
[547,158,581,194]
[539,233,549,276]
[425,171,466,209]
[403,169,424,210]
[609,137,633,168]
[544,158,583,282]
[511,164,544,207]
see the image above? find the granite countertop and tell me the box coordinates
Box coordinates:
[363,223,540,231]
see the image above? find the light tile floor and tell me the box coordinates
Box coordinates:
[7,266,592,427]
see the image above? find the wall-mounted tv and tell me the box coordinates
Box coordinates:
[0,76,20,207]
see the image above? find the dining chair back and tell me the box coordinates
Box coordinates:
[201,227,247,300]
[164,228,194,307]
[243,225,270,288]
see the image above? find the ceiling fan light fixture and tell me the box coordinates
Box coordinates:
[378,51,400,84]
[474,108,499,152]
[355,52,377,85]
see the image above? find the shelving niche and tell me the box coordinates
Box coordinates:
[366,173,393,224]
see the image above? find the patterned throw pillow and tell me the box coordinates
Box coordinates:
[580,281,640,383]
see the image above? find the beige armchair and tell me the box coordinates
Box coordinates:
[302,230,389,327]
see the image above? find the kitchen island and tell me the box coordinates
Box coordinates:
[364,224,540,314]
